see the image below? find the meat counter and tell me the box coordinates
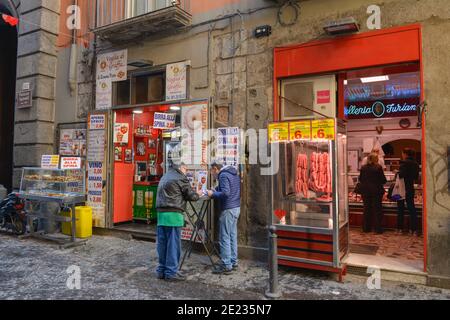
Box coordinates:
[270,119,348,280]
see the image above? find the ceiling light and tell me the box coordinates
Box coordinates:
[344,80,348,85]
[360,76,390,83]
[170,106,181,111]
[133,109,143,114]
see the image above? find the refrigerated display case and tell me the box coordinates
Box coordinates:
[270,119,348,280]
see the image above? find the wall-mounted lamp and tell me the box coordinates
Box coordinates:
[324,17,360,35]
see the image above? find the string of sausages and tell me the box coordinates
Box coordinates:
[295,152,332,201]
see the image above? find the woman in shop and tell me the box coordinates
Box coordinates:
[359,153,387,234]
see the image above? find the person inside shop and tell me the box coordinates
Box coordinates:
[362,147,386,170]
[207,161,241,275]
[358,153,387,234]
[155,161,201,281]
[396,148,420,236]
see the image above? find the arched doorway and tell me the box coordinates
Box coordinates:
[0,0,18,191]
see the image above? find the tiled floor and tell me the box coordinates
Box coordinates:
[349,228,424,261]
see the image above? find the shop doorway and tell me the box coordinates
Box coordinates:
[343,64,424,273]
[0,3,18,192]
[111,105,170,235]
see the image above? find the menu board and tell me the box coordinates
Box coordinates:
[41,155,60,169]
[217,127,240,167]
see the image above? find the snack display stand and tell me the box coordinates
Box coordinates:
[18,168,87,248]
[269,118,349,281]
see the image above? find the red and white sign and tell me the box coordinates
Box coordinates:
[61,157,82,169]
[89,114,106,130]
[317,90,331,104]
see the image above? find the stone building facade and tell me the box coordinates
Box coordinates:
[4,0,450,287]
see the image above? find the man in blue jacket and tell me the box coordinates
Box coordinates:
[207,161,241,274]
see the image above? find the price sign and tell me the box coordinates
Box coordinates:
[41,155,60,169]
[268,122,289,143]
[289,120,311,141]
[311,119,336,140]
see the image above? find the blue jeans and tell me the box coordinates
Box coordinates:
[397,192,418,232]
[218,207,240,269]
[156,226,181,278]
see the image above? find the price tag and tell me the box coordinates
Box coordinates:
[311,119,336,140]
[268,122,289,143]
[289,120,311,141]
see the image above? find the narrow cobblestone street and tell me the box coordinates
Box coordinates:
[1,234,449,300]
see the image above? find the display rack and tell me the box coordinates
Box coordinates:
[18,168,87,248]
[270,118,348,281]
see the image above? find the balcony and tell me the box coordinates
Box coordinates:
[91,0,192,43]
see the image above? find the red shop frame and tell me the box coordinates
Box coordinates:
[273,24,427,272]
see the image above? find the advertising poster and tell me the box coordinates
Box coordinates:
[181,103,208,166]
[59,129,87,157]
[87,161,103,206]
[96,78,112,110]
[166,61,188,101]
[216,127,240,167]
[114,123,129,144]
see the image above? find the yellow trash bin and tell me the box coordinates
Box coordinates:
[61,206,93,239]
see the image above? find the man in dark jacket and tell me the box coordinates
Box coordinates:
[156,162,200,281]
[207,162,241,274]
[397,148,420,235]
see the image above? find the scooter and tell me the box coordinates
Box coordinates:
[0,193,27,235]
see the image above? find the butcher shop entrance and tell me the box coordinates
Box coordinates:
[344,64,424,273]
[273,24,427,276]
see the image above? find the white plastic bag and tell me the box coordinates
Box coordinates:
[392,176,406,201]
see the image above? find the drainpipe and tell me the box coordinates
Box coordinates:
[68,0,78,96]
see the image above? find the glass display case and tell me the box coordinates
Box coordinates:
[19,168,85,202]
[270,119,348,273]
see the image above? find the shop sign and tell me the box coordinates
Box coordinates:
[96,49,128,110]
[166,61,188,101]
[317,90,331,104]
[217,127,240,167]
[268,122,289,143]
[89,114,106,130]
[16,90,32,109]
[311,119,335,140]
[153,112,176,130]
[41,155,60,169]
[289,120,311,141]
[114,123,129,144]
[344,98,419,119]
[61,157,81,170]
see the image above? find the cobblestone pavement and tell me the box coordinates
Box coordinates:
[0,234,449,300]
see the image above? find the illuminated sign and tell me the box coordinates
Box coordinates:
[344,98,419,119]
